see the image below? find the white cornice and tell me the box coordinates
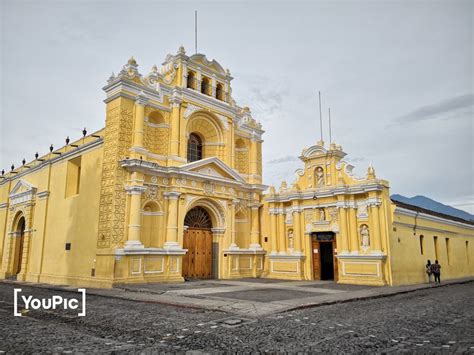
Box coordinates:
[394,207,474,231]
[120,158,267,192]
[0,138,103,187]
[265,183,387,203]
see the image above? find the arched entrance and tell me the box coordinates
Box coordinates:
[182,207,213,279]
[12,216,26,276]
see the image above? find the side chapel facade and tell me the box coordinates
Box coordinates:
[0,47,473,287]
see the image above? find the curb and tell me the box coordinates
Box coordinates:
[1,278,472,316]
[278,279,474,314]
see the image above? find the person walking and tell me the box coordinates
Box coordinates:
[425,260,432,283]
[431,260,441,284]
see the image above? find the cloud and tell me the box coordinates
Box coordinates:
[266,155,299,164]
[393,94,474,123]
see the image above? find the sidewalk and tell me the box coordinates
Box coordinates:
[2,277,472,317]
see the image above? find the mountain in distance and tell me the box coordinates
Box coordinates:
[391,194,474,222]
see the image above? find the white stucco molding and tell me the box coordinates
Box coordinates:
[264,182,388,203]
[115,247,187,256]
[37,191,50,200]
[223,249,266,255]
[336,253,386,260]
[9,180,37,206]
[394,207,474,231]
[124,185,147,195]
[120,158,268,194]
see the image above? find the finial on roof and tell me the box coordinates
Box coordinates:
[108,72,116,83]
[367,164,376,179]
[151,64,158,73]
[128,56,137,66]
[178,45,186,55]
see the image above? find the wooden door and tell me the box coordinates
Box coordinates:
[312,239,321,280]
[182,228,213,279]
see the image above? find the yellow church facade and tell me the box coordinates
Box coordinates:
[0,47,473,288]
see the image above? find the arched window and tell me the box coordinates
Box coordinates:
[216,83,224,101]
[201,77,211,95]
[187,71,196,89]
[148,111,165,125]
[187,133,203,162]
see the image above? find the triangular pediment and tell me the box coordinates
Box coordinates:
[10,180,37,197]
[181,157,246,183]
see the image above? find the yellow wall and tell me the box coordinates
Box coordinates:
[389,204,474,285]
[0,134,105,287]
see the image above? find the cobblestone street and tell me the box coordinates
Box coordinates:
[0,281,473,353]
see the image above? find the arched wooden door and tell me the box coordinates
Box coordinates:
[13,217,26,275]
[182,207,213,279]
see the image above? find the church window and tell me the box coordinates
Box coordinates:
[187,133,203,162]
[187,71,197,89]
[65,156,81,197]
[201,77,211,95]
[216,83,225,101]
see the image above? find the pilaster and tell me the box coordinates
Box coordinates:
[164,191,181,249]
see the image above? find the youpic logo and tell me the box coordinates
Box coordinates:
[13,288,86,317]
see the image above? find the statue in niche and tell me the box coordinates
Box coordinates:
[288,230,294,250]
[319,208,325,221]
[315,167,325,187]
[360,224,370,248]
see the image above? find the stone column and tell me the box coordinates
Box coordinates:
[338,206,350,253]
[348,206,358,253]
[125,184,147,249]
[250,135,259,182]
[133,93,149,151]
[370,204,382,252]
[249,204,262,250]
[292,204,302,254]
[229,199,239,250]
[230,122,236,168]
[270,209,278,254]
[169,91,182,157]
[164,191,181,249]
[278,210,286,253]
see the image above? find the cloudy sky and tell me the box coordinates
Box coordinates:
[1,0,473,213]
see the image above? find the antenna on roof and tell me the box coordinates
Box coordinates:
[328,107,332,143]
[318,91,323,142]
[194,10,198,54]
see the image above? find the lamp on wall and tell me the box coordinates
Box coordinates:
[313,194,318,200]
